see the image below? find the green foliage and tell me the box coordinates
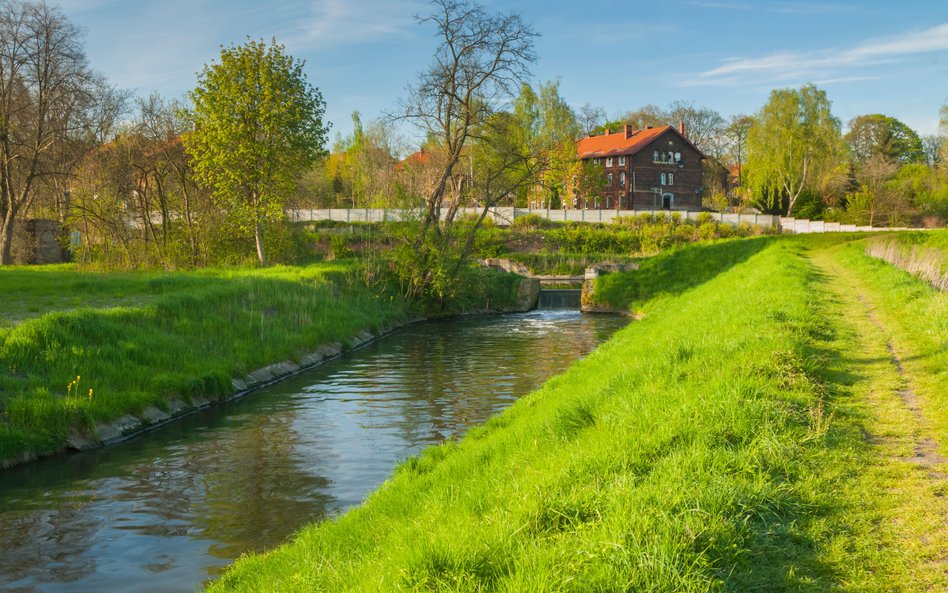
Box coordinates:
[183,38,328,265]
[747,84,843,215]
[845,113,925,164]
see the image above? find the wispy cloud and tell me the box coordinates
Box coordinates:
[289,0,424,49]
[685,22,948,87]
[687,1,854,14]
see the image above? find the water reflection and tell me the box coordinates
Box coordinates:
[0,310,627,593]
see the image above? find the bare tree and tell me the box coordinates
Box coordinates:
[0,0,104,264]
[666,100,727,159]
[726,115,753,186]
[393,0,537,299]
[577,103,605,136]
[921,134,944,167]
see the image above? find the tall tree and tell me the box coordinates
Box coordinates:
[746,84,842,215]
[182,38,328,266]
[577,103,605,136]
[921,134,944,167]
[726,115,753,186]
[845,114,924,164]
[511,80,580,208]
[393,0,536,299]
[666,100,727,159]
[0,0,104,264]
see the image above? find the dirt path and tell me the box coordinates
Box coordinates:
[812,247,946,482]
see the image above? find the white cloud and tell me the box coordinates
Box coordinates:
[290,0,424,49]
[687,1,854,14]
[693,22,948,85]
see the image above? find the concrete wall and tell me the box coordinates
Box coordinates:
[12,219,64,264]
[287,208,782,229]
[287,208,929,234]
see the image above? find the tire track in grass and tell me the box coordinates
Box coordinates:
[868,303,948,482]
[810,243,947,590]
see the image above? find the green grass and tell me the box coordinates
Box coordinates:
[830,236,948,458]
[0,262,523,464]
[590,236,774,311]
[206,237,943,592]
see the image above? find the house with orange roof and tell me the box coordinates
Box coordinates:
[574,123,708,211]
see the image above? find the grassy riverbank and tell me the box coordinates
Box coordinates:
[0,262,522,466]
[207,236,946,592]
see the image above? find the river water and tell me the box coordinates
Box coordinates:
[0,310,627,593]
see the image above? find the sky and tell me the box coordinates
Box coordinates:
[57,0,948,150]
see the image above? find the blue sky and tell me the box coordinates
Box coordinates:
[58,0,948,147]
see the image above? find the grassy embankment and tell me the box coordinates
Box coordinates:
[208,235,945,592]
[0,262,522,465]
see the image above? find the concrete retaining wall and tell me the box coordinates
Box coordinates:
[289,208,932,234]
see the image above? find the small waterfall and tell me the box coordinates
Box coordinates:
[537,289,582,310]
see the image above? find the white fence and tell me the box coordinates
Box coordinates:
[285,208,923,234]
[287,207,781,228]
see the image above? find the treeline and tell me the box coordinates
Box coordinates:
[4,0,947,272]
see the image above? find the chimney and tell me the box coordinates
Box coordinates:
[624,124,633,139]
[678,119,684,135]
[645,125,653,130]
[604,128,610,135]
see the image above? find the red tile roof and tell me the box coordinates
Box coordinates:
[576,125,705,160]
[395,148,431,171]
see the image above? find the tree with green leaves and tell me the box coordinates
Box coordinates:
[845,114,924,165]
[183,38,328,266]
[746,84,842,215]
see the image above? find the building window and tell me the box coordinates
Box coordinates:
[668,173,674,186]
[661,172,667,185]
[618,156,626,166]
[619,172,626,186]
[595,197,600,209]
[607,173,613,186]
[607,196,613,209]
[605,157,613,167]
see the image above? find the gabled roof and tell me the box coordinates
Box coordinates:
[576,125,707,160]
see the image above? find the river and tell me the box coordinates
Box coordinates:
[0,310,627,593]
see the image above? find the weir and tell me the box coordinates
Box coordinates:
[537,289,582,309]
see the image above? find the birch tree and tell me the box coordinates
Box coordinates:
[746,84,842,215]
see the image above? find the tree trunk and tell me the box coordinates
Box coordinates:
[0,223,14,265]
[254,219,267,266]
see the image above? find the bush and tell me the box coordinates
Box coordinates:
[510,213,554,231]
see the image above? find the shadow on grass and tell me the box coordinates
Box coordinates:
[593,236,775,310]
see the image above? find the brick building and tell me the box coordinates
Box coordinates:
[574,124,708,210]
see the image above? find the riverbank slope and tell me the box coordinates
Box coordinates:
[209,236,946,592]
[0,262,528,467]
